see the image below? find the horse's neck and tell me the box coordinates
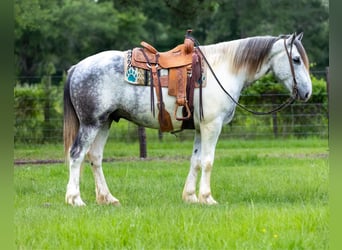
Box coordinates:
[202,40,271,84]
[201,42,245,99]
[200,41,238,65]
[248,62,271,83]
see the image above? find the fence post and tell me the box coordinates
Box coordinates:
[158,129,163,141]
[271,94,278,137]
[138,126,147,159]
[272,112,278,137]
[326,67,329,121]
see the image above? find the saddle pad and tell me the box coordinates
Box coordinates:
[124,50,207,88]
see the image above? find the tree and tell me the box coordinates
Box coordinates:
[15,0,328,82]
[15,0,146,83]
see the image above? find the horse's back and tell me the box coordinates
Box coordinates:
[71,50,125,80]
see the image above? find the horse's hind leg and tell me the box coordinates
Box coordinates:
[87,124,120,206]
[66,125,99,206]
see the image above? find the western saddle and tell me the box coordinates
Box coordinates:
[130,30,203,132]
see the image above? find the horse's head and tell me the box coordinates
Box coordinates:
[270,33,312,101]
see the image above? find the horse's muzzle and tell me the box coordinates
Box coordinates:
[297,90,311,102]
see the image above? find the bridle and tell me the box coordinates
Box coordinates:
[192,35,299,115]
[283,36,299,100]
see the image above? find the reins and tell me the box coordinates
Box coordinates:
[190,35,299,115]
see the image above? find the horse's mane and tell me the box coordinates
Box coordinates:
[203,35,309,79]
[232,36,278,77]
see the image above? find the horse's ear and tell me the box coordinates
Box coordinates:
[296,32,304,41]
[286,33,296,46]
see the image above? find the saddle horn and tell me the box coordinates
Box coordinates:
[184,29,194,54]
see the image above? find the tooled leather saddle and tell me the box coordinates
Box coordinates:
[130,30,204,132]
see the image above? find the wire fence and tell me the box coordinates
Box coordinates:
[14,94,328,144]
[14,69,328,144]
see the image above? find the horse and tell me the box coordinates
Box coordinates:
[63,32,311,206]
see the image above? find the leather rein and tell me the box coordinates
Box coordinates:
[192,36,299,115]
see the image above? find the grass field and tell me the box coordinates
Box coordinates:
[14,138,328,249]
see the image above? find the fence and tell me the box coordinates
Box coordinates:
[221,100,328,138]
[14,94,328,144]
[14,70,328,144]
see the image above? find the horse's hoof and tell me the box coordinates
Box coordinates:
[111,200,121,206]
[96,194,121,206]
[199,194,218,205]
[66,194,86,207]
[182,192,199,203]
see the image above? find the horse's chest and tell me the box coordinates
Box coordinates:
[222,105,237,124]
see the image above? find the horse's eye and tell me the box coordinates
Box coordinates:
[293,56,301,64]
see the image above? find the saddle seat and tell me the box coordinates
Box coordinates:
[133,40,194,69]
[130,30,203,132]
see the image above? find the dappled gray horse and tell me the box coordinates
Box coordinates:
[64,33,311,206]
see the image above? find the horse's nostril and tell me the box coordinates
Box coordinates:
[305,92,309,99]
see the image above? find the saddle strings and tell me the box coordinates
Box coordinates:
[139,48,156,117]
[189,35,298,116]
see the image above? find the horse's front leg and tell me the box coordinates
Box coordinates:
[198,119,222,205]
[88,126,120,206]
[182,130,201,203]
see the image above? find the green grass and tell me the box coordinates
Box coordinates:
[14,138,328,249]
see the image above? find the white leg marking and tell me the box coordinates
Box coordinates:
[66,157,86,206]
[198,119,222,205]
[65,127,98,206]
[88,127,120,206]
[199,159,217,205]
[183,131,201,203]
[92,166,120,205]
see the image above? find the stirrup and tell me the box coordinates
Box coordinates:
[174,102,191,121]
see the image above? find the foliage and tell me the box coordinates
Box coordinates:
[14,83,45,143]
[14,80,63,143]
[14,0,328,82]
[14,139,328,249]
[15,0,146,82]
[13,73,328,143]
[230,73,328,138]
